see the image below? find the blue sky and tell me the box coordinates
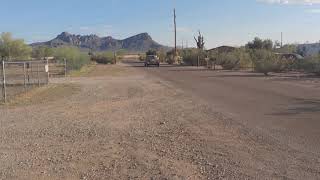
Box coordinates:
[1,0,320,48]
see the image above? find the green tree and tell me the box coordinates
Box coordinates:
[301,55,320,75]
[146,49,157,56]
[246,37,273,50]
[0,32,32,60]
[54,47,90,70]
[32,46,53,59]
[262,39,273,50]
[246,37,263,49]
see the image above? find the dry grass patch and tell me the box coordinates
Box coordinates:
[69,64,131,78]
[69,63,97,77]
[85,64,131,77]
[6,83,80,106]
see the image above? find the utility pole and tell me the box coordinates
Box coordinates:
[281,32,283,48]
[174,8,177,56]
[114,51,117,64]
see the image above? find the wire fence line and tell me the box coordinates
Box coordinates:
[0,59,67,103]
[49,59,67,78]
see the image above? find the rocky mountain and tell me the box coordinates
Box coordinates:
[31,32,168,52]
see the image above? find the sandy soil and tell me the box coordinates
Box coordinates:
[0,63,319,179]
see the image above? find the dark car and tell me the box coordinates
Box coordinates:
[145,55,160,67]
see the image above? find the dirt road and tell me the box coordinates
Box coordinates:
[135,62,320,154]
[0,63,319,179]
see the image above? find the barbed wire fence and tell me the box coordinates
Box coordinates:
[0,59,67,103]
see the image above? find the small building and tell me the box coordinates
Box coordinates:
[207,46,237,54]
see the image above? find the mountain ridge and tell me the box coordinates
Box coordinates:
[31,32,169,52]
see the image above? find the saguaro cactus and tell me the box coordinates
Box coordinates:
[194,31,205,50]
[194,31,205,66]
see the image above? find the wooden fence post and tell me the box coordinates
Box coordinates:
[23,62,27,92]
[2,61,6,103]
[197,55,200,67]
[64,58,67,77]
[46,59,49,84]
[37,62,40,87]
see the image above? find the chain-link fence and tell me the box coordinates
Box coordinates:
[0,59,67,103]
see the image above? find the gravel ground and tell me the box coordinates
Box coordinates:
[0,64,319,179]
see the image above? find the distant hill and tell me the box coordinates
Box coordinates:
[31,32,169,52]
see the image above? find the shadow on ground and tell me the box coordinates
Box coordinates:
[201,72,320,81]
[268,98,320,116]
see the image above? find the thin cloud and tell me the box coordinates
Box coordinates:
[258,0,320,5]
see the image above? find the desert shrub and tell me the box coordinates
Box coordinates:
[116,49,127,56]
[166,54,175,64]
[146,49,157,56]
[166,55,175,64]
[181,49,197,65]
[166,50,176,64]
[91,51,115,64]
[157,50,166,62]
[139,54,146,61]
[237,48,252,68]
[54,47,90,70]
[164,49,185,65]
[115,49,127,61]
[301,56,320,75]
[207,48,252,70]
[278,56,304,71]
[251,49,282,75]
[216,52,240,70]
[180,48,204,65]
